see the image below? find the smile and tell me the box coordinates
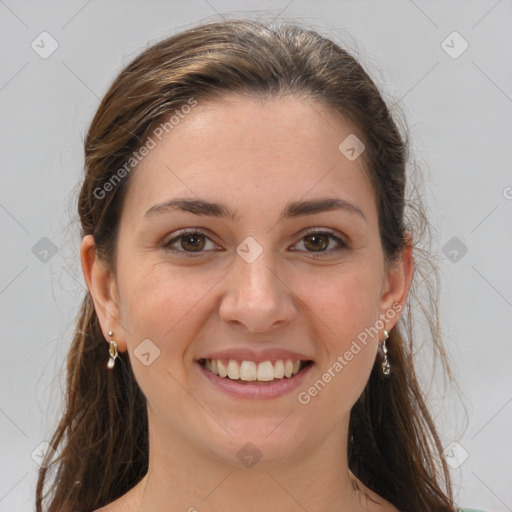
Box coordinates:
[196,357,314,399]
[199,358,313,382]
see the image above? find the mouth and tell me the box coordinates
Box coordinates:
[196,358,314,385]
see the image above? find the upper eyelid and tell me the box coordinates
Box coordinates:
[163,228,217,245]
[300,226,346,241]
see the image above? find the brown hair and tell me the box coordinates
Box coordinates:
[36,19,456,511]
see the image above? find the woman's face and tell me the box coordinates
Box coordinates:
[86,95,409,467]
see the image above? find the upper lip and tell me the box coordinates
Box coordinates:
[197,348,314,364]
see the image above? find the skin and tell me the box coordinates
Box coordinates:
[82,95,413,512]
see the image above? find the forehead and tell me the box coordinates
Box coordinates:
[123,95,376,221]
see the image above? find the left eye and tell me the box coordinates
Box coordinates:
[292,230,347,256]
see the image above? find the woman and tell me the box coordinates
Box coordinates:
[36,19,475,512]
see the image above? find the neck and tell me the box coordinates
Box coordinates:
[125,415,378,512]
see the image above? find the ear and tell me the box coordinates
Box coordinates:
[80,234,127,352]
[378,232,414,331]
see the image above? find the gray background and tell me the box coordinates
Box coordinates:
[1,0,511,510]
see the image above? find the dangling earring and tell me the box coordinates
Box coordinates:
[381,330,390,376]
[107,331,118,370]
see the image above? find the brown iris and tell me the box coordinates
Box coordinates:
[303,233,329,252]
[180,234,206,252]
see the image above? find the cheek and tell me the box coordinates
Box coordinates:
[115,263,224,406]
[295,261,383,344]
[117,260,222,354]
[290,262,382,411]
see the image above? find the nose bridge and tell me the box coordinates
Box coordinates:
[239,251,277,299]
[219,236,295,332]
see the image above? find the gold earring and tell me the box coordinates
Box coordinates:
[381,330,390,376]
[107,331,118,370]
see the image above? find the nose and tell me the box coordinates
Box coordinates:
[218,248,297,333]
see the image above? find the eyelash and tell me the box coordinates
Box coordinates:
[162,228,348,258]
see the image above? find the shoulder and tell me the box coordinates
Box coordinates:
[90,476,146,511]
[90,499,125,512]
[91,501,126,512]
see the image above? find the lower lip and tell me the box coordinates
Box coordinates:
[195,361,314,400]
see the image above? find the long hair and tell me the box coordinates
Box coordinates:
[36,19,456,511]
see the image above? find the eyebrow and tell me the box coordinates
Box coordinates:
[145,197,367,223]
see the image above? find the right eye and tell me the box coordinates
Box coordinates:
[162,229,220,257]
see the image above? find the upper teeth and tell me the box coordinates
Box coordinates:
[203,359,303,381]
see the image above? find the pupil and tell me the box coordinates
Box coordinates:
[306,234,328,251]
[183,234,204,251]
